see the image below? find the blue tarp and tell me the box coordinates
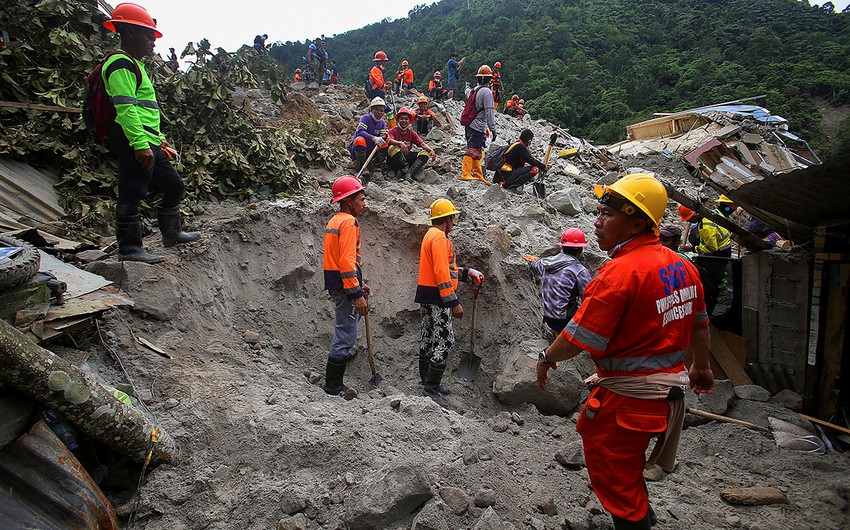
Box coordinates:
[694,105,787,125]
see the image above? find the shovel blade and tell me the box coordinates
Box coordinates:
[457,352,482,381]
[368,372,383,389]
[532,180,546,199]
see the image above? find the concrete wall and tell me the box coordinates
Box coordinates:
[742,250,810,390]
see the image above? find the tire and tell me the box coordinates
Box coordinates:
[0,234,41,290]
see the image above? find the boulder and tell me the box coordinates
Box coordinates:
[342,461,432,529]
[771,389,803,411]
[734,384,771,402]
[411,500,449,530]
[473,507,505,530]
[547,189,582,216]
[123,261,181,321]
[439,486,470,515]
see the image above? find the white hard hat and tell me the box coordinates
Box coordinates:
[370,97,386,108]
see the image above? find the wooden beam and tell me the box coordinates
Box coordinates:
[0,101,82,113]
[799,413,850,436]
[709,323,753,386]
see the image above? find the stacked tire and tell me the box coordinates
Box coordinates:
[0,234,41,290]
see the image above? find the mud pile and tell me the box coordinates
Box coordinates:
[80,84,850,530]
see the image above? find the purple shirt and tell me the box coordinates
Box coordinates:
[531,253,591,320]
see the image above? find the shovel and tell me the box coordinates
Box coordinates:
[356,145,379,179]
[457,282,482,381]
[533,132,558,199]
[364,311,382,388]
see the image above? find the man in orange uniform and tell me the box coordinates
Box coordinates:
[536,174,715,530]
[323,176,371,400]
[415,199,484,405]
[293,68,302,82]
[427,71,447,101]
[366,50,389,101]
[492,61,503,110]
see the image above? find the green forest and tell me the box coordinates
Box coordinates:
[270,0,850,155]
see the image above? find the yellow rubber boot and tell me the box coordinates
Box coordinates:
[460,155,475,181]
[471,156,492,185]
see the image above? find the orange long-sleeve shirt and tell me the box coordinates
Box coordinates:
[369,66,385,90]
[323,212,363,300]
[415,226,469,307]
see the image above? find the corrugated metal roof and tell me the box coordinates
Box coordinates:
[714,155,850,244]
[0,157,66,227]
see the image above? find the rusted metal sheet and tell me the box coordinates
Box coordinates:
[0,420,119,530]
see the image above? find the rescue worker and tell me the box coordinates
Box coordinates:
[523,228,592,342]
[715,194,750,228]
[411,95,435,136]
[460,65,497,185]
[366,50,389,101]
[504,94,519,117]
[348,97,389,178]
[658,225,690,261]
[165,47,178,72]
[679,205,731,315]
[323,176,370,400]
[102,3,199,264]
[386,107,436,182]
[427,71,447,101]
[397,60,414,95]
[494,129,548,190]
[293,68,302,82]
[416,199,484,405]
[492,61,503,110]
[537,173,714,530]
[329,60,339,84]
[516,99,528,118]
[446,52,466,100]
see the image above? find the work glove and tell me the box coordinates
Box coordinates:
[373,136,386,148]
[522,255,538,262]
[468,268,485,284]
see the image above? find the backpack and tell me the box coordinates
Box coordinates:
[459,86,482,126]
[83,51,142,142]
[484,142,519,172]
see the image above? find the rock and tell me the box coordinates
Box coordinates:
[554,441,585,469]
[411,499,448,530]
[482,184,508,203]
[75,249,108,264]
[426,128,444,142]
[279,487,308,515]
[474,488,497,508]
[277,513,308,530]
[547,189,582,216]
[817,489,847,510]
[473,506,503,530]
[492,339,587,415]
[483,225,512,256]
[163,398,180,410]
[771,389,803,411]
[535,495,558,516]
[686,379,734,416]
[734,384,771,402]
[339,107,354,120]
[563,507,591,530]
[123,261,181,321]
[419,169,441,184]
[720,487,788,506]
[725,515,742,527]
[342,461,432,529]
[243,330,261,344]
[84,260,125,284]
[363,184,390,202]
[439,486,470,515]
[462,445,479,465]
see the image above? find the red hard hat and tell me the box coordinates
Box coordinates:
[373,51,388,62]
[397,107,412,118]
[331,176,365,204]
[295,68,301,73]
[557,228,588,248]
[494,61,502,68]
[104,3,162,38]
[401,60,409,67]
[678,205,696,222]
[434,71,441,77]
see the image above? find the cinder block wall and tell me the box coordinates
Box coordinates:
[742,251,810,389]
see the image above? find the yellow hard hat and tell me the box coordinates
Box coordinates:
[428,198,461,220]
[715,194,734,203]
[594,173,667,234]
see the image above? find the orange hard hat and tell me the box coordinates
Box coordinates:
[557,228,588,248]
[476,64,493,77]
[401,60,409,67]
[295,68,301,73]
[373,51,388,62]
[434,71,441,77]
[494,61,502,68]
[104,2,162,38]
[512,94,519,100]
[331,176,365,204]
[678,205,696,222]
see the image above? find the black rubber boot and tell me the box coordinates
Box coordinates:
[115,209,164,264]
[419,358,429,385]
[404,157,427,182]
[157,206,201,247]
[373,150,388,176]
[423,363,448,405]
[611,512,651,530]
[323,360,357,400]
[355,150,371,178]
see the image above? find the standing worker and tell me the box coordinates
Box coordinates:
[678,205,731,315]
[322,176,370,400]
[492,61,504,110]
[101,3,200,264]
[524,228,592,342]
[446,52,466,100]
[416,199,484,405]
[536,174,714,530]
[460,65,496,185]
[366,51,389,101]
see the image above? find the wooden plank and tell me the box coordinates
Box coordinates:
[709,323,753,386]
[0,101,81,113]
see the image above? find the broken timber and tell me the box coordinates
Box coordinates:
[0,319,176,465]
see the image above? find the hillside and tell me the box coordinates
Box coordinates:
[271,0,850,153]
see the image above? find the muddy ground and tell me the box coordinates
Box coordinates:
[67,84,850,529]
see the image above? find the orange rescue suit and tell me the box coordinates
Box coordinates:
[323,212,363,299]
[369,66,385,90]
[415,226,468,307]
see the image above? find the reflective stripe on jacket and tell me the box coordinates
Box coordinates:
[323,212,363,300]
[103,53,163,150]
[695,219,732,255]
[563,233,709,378]
[415,226,467,307]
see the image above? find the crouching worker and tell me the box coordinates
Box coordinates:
[322,176,370,400]
[386,107,436,182]
[102,3,200,263]
[348,97,389,178]
[415,199,484,406]
[495,129,547,190]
